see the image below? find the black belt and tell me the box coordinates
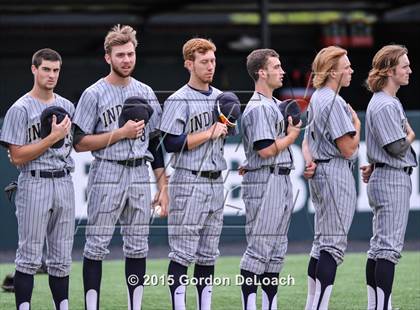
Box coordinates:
[192,170,221,180]
[107,158,146,167]
[315,158,353,169]
[30,169,70,178]
[374,163,413,175]
[269,166,291,175]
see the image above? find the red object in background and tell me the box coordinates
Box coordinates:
[292,69,301,84]
[279,87,314,113]
[295,98,310,113]
[321,23,349,48]
[349,22,374,48]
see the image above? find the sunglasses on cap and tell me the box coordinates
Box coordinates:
[216,101,237,128]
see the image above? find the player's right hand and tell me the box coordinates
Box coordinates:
[50,114,71,142]
[303,161,317,179]
[360,164,373,183]
[121,120,145,139]
[286,116,302,140]
[152,187,169,218]
[208,122,228,139]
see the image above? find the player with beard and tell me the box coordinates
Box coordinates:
[72,25,168,310]
[159,38,232,310]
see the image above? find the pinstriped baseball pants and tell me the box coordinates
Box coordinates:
[83,159,151,261]
[367,166,412,264]
[309,158,356,265]
[15,172,75,277]
[240,167,294,274]
[168,168,224,267]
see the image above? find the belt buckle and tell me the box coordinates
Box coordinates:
[122,158,136,167]
[129,158,143,167]
[51,170,63,178]
[210,171,220,179]
[270,166,289,175]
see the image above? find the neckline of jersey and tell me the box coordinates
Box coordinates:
[102,77,133,89]
[187,84,213,96]
[26,93,57,105]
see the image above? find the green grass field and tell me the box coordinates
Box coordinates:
[1,252,419,309]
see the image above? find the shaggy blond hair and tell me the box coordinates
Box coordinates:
[104,24,138,54]
[312,46,347,89]
[366,45,408,93]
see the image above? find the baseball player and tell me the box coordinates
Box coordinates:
[239,49,301,310]
[72,25,168,310]
[302,46,360,310]
[361,45,416,310]
[0,48,75,310]
[159,38,236,310]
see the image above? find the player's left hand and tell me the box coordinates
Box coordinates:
[360,164,373,183]
[152,186,169,217]
[303,161,317,179]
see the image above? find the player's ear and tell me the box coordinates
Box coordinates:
[258,68,266,80]
[184,60,192,72]
[386,68,394,77]
[31,64,37,75]
[104,53,111,65]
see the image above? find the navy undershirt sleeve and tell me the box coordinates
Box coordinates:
[253,139,275,151]
[148,134,165,169]
[72,124,86,146]
[162,132,188,153]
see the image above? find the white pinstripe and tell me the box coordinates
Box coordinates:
[309,158,356,265]
[0,93,76,277]
[83,160,151,260]
[167,168,224,266]
[240,168,294,274]
[158,85,225,172]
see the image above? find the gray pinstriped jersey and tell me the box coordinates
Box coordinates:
[0,93,75,172]
[304,87,356,161]
[159,84,226,171]
[366,91,417,168]
[241,92,293,170]
[72,78,162,161]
